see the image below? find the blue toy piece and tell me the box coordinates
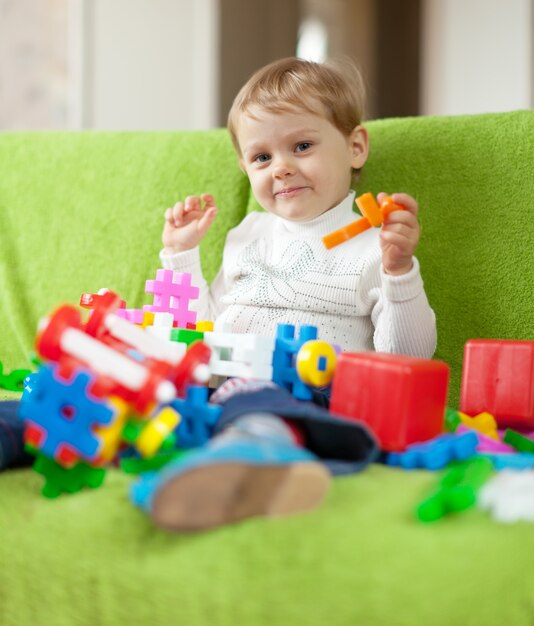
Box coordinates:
[386,431,479,470]
[18,364,116,464]
[482,453,534,470]
[171,385,222,448]
[272,324,318,401]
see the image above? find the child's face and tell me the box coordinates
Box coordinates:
[236,104,368,222]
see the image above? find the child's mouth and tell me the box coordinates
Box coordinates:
[275,187,308,198]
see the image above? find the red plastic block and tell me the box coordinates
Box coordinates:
[330,352,450,452]
[460,339,534,428]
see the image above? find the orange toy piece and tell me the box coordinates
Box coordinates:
[322,192,405,249]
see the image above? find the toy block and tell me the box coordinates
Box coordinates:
[171,385,222,448]
[0,361,32,392]
[80,290,126,310]
[141,312,155,327]
[120,449,185,474]
[503,429,534,453]
[458,411,499,440]
[479,470,534,523]
[169,341,212,398]
[196,320,214,332]
[37,304,177,413]
[203,331,275,382]
[482,453,534,470]
[322,193,406,249]
[86,291,185,366]
[19,365,117,466]
[146,325,172,342]
[456,424,514,454]
[272,324,318,400]
[171,328,204,347]
[444,407,462,432]
[295,340,337,388]
[153,312,174,327]
[416,457,493,522]
[330,352,449,452]
[135,406,181,458]
[116,308,146,324]
[387,431,478,470]
[144,269,199,329]
[460,339,534,428]
[31,451,106,498]
[92,396,130,465]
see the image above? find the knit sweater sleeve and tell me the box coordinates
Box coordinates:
[360,251,437,358]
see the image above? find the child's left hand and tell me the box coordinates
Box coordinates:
[377,192,420,276]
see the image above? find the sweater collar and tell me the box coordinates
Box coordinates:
[275,190,357,235]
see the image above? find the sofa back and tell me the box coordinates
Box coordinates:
[1,112,533,404]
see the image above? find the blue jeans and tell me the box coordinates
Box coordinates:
[0,401,33,470]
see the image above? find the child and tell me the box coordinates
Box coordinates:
[161,57,436,356]
[138,57,437,532]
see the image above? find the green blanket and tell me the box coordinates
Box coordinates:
[0,112,533,626]
[1,464,534,626]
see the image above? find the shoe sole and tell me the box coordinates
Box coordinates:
[151,461,331,532]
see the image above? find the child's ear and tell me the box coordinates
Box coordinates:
[349,125,369,170]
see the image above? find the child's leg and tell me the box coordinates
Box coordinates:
[132,412,331,532]
[0,401,33,470]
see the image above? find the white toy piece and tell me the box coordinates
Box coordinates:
[479,470,534,523]
[104,312,184,364]
[203,330,275,381]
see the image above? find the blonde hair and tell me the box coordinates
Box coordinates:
[227,57,366,156]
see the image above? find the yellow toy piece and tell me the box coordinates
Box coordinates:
[296,340,337,388]
[93,396,130,465]
[458,411,499,440]
[196,320,214,332]
[136,406,181,458]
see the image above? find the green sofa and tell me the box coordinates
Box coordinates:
[0,112,533,626]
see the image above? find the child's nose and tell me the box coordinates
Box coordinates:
[272,156,295,178]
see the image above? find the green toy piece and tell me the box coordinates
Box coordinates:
[120,448,186,474]
[170,328,204,347]
[502,429,534,453]
[31,452,106,498]
[0,361,32,392]
[416,456,494,523]
[444,407,461,432]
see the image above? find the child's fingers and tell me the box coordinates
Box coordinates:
[197,206,218,235]
[200,193,216,210]
[184,195,201,213]
[384,209,419,229]
[164,202,184,226]
[377,192,418,216]
[390,193,418,216]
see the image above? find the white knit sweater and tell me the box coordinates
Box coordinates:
[160,191,437,357]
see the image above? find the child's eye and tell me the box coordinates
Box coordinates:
[295,142,312,153]
[254,153,271,163]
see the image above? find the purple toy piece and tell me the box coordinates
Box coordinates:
[456,424,515,454]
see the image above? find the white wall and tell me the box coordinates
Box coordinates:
[75,0,219,130]
[421,0,533,115]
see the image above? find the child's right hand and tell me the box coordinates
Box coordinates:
[162,193,218,253]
